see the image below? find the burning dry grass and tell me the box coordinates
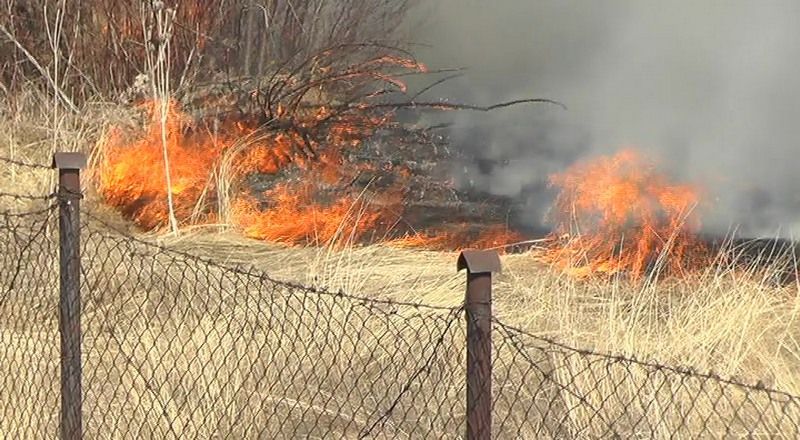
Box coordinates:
[539,149,705,279]
[93,96,404,241]
[3,96,800,437]
[89,94,522,251]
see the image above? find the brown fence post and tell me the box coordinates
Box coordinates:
[458,250,501,440]
[53,152,86,440]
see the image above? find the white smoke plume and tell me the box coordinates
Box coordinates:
[408,0,800,237]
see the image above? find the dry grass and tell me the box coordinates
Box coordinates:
[159,226,800,391]
[164,231,800,389]
[4,96,800,438]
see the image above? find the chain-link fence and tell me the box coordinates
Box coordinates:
[490,320,800,438]
[0,195,60,439]
[3,154,800,439]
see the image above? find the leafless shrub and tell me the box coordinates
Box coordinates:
[0,0,418,105]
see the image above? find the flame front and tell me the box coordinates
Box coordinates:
[98,100,226,228]
[389,225,524,252]
[97,99,401,244]
[540,149,705,279]
[95,99,519,251]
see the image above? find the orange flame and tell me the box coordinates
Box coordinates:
[98,100,225,228]
[388,225,524,254]
[540,149,705,279]
[96,99,518,251]
[230,182,402,246]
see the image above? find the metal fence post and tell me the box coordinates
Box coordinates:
[53,152,86,440]
[458,250,501,440]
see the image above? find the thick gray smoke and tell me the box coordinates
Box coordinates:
[407,0,800,237]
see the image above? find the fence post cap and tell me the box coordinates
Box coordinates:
[52,152,87,170]
[457,249,501,274]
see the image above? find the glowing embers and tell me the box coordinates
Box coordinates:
[540,149,705,279]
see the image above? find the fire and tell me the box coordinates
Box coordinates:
[97,99,317,229]
[96,101,700,262]
[230,183,400,246]
[98,100,224,228]
[97,98,394,236]
[95,99,520,251]
[389,225,524,253]
[540,149,704,279]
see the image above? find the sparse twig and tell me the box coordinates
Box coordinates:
[0,24,78,113]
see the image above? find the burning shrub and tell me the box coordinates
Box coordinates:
[4,1,557,252]
[96,95,406,242]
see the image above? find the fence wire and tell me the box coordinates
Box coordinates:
[3,193,800,438]
[0,204,60,438]
[78,211,469,439]
[490,319,800,439]
[0,155,53,170]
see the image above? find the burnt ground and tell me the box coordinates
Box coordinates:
[243,128,547,241]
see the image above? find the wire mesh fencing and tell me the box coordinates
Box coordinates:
[0,196,60,438]
[79,212,468,438]
[3,155,800,438]
[489,319,800,439]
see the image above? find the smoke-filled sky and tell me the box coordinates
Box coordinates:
[408,0,800,237]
